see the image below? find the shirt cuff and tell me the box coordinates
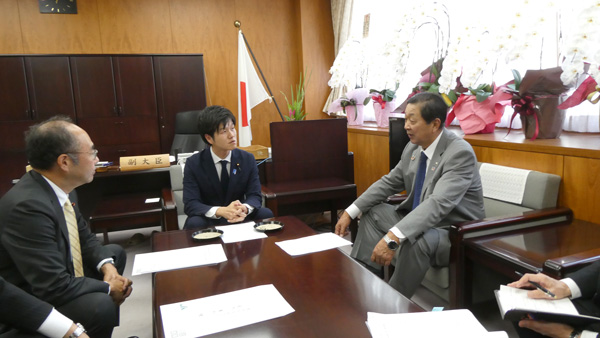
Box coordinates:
[388,227,406,241]
[582,330,598,338]
[206,207,219,219]
[561,277,581,299]
[37,308,73,338]
[345,204,361,219]
[96,258,115,272]
[244,204,254,215]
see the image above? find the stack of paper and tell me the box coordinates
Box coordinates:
[367,310,507,338]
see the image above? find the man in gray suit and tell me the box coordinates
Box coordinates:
[335,92,485,298]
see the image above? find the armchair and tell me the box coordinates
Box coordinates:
[389,162,571,308]
[170,110,206,156]
[261,119,358,236]
[161,165,186,231]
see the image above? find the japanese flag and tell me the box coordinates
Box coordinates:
[238,30,270,147]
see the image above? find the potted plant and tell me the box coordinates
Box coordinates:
[281,70,310,121]
[370,86,398,128]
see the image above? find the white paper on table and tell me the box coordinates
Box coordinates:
[215,222,267,243]
[131,244,227,276]
[160,284,295,338]
[366,310,507,338]
[275,232,352,256]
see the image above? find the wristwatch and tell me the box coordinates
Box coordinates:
[383,234,400,250]
[69,323,86,338]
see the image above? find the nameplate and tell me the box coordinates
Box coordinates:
[119,154,170,172]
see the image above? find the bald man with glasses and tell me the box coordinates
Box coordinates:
[0,116,132,338]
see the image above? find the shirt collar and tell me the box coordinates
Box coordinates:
[420,129,443,160]
[41,174,70,207]
[209,147,232,164]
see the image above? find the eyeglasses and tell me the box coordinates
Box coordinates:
[67,149,98,159]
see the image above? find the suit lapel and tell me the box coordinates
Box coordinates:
[228,150,242,201]
[30,171,73,274]
[422,129,451,196]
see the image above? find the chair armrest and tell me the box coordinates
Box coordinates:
[161,187,179,231]
[543,248,600,278]
[161,187,176,210]
[386,193,407,205]
[452,207,573,239]
[261,185,276,199]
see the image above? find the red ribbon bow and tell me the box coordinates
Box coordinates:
[372,94,386,109]
[508,94,539,140]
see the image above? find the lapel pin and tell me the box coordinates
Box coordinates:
[411,156,415,161]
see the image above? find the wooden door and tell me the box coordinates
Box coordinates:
[71,56,118,119]
[0,57,30,121]
[113,56,158,117]
[25,56,76,121]
[153,55,207,153]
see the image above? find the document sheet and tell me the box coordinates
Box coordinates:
[215,221,267,243]
[275,232,352,256]
[131,244,227,275]
[496,285,579,316]
[160,284,295,338]
[367,310,507,338]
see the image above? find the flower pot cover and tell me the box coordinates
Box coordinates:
[373,99,397,128]
[346,105,364,126]
[520,97,565,139]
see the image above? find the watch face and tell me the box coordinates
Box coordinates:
[39,0,77,14]
[387,241,399,250]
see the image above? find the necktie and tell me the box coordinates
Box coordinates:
[220,160,229,194]
[63,200,84,277]
[412,152,428,210]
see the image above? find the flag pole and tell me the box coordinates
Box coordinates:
[235,20,285,122]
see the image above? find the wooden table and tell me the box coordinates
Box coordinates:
[463,219,600,306]
[152,216,423,337]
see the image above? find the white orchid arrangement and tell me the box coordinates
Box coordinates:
[328,38,368,90]
[559,0,600,86]
[328,1,450,94]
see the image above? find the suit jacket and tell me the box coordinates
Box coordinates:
[0,170,112,307]
[568,260,600,333]
[355,128,485,244]
[183,148,263,217]
[0,276,53,335]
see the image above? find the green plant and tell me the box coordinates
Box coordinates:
[281,70,311,121]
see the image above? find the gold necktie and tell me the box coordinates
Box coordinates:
[63,200,84,277]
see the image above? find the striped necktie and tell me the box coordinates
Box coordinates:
[63,200,84,277]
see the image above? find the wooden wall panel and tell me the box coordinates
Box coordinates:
[233,0,300,147]
[563,157,600,224]
[97,0,172,53]
[169,0,236,142]
[472,146,564,177]
[0,0,24,53]
[299,0,335,121]
[18,0,103,53]
[1,0,334,148]
[348,131,390,195]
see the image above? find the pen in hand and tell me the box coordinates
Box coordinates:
[515,271,556,298]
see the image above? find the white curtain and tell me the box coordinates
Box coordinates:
[322,0,355,113]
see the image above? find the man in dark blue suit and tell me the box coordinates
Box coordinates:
[182,106,273,229]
